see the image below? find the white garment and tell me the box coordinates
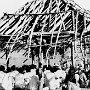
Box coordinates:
[44,70,50,75]
[54,70,66,79]
[46,72,55,80]
[43,87,49,90]
[9,71,19,78]
[2,73,13,90]
[15,73,25,87]
[75,74,79,81]
[68,82,81,90]
[24,72,32,85]
[55,79,61,88]
[49,77,57,90]
[31,69,36,76]
[49,78,61,90]
[0,71,5,84]
[24,72,36,79]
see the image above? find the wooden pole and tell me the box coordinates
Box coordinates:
[28,0,45,66]
[72,11,78,67]
[50,0,55,45]
[6,17,28,70]
[75,11,78,53]
[40,24,46,65]
[53,0,60,59]
[84,37,86,66]
[71,42,74,65]
[72,11,75,66]
[53,0,66,59]
[84,14,87,66]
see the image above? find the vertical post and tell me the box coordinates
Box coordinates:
[84,14,87,66]
[50,0,55,45]
[72,11,78,67]
[28,0,45,67]
[6,45,10,71]
[75,11,78,53]
[28,15,39,65]
[40,23,46,66]
[71,42,73,65]
[53,23,62,59]
[53,0,66,59]
[53,0,61,59]
[72,10,75,66]
[84,37,86,66]
[40,27,43,65]
[46,0,52,67]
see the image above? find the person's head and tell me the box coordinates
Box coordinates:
[58,66,62,70]
[39,62,42,68]
[26,65,30,72]
[18,67,23,73]
[43,39,47,44]
[78,68,82,74]
[31,69,36,75]
[39,67,42,74]
[22,65,27,73]
[11,65,16,71]
[0,65,5,71]
[62,61,67,70]
[7,67,11,73]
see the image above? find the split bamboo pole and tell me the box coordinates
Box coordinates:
[72,10,75,66]
[80,13,87,67]
[6,17,30,69]
[53,0,66,59]
[73,11,78,67]
[75,11,78,53]
[83,14,87,66]
[28,0,46,67]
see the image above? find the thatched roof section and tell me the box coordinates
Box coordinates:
[0,0,90,62]
[0,0,90,37]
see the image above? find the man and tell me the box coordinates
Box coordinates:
[78,68,88,88]
[27,75,39,90]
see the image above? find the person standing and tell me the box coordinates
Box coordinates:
[78,68,88,88]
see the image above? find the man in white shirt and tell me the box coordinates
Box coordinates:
[2,73,13,90]
[15,73,25,89]
[27,75,39,90]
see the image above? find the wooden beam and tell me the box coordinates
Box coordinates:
[6,10,71,16]
[0,30,75,37]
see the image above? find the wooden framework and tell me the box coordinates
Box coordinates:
[0,0,90,68]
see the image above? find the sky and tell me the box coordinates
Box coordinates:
[0,0,90,17]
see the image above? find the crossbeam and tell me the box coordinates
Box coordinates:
[4,10,71,16]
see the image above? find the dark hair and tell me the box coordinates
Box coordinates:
[0,65,5,71]
[7,67,11,73]
[39,62,42,68]
[30,64,36,69]
[22,65,27,71]
[18,67,23,73]
[11,65,16,71]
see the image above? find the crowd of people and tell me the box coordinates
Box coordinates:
[42,63,90,90]
[0,62,90,90]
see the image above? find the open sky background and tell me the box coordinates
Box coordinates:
[0,0,89,17]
